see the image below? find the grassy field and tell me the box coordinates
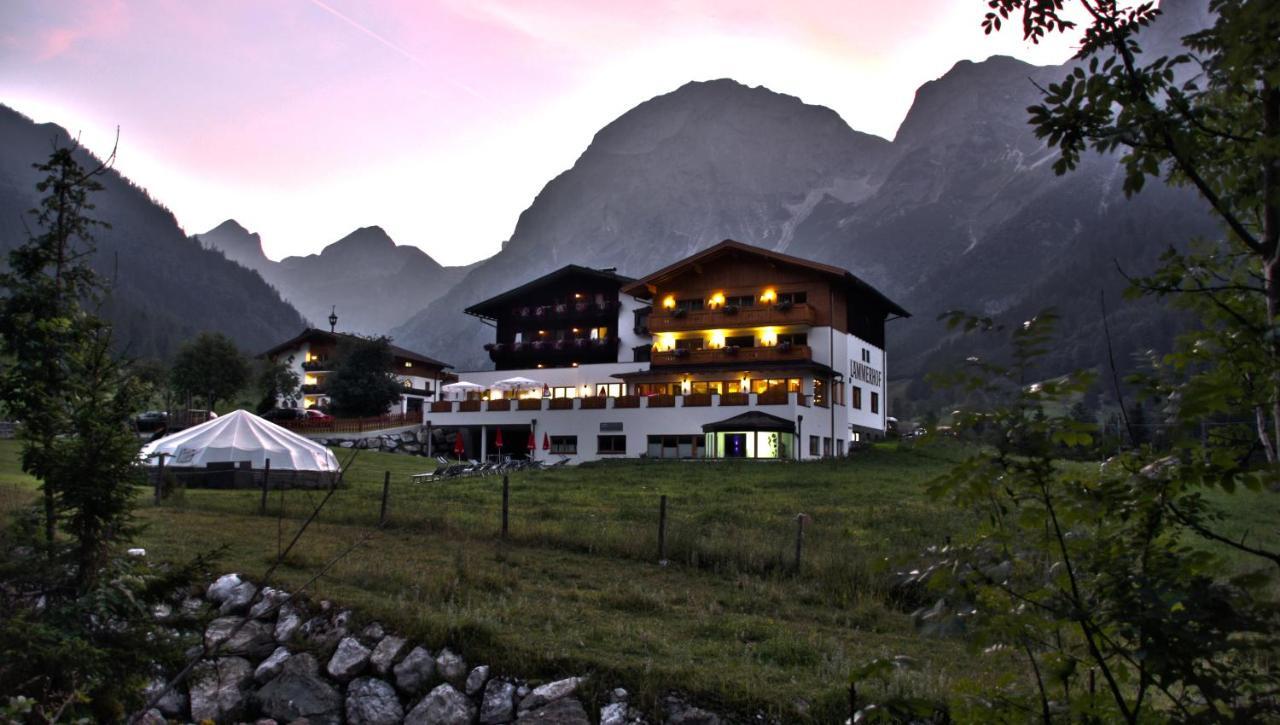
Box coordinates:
[0,439,1276,721]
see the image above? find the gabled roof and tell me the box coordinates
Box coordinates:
[465,265,636,320]
[621,239,910,318]
[702,410,796,433]
[260,328,451,369]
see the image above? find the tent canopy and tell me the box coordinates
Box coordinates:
[139,409,340,472]
[701,411,796,433]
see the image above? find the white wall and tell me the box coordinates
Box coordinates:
[615,294,651,361]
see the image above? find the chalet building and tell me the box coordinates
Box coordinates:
[426,240,908,463]
[261,327,452,415]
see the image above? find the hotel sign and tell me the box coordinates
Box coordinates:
[850,361,882,387]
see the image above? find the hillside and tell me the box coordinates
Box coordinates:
[195,221,472,336]
[0,105,306,358]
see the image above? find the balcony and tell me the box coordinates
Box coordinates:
[651,344,812,367]
[648,303,817,332]
[425,391,809,415]
[486,338,618,367]
[512,300,617,322]
[301,359,332,372]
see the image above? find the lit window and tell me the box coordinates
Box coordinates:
[709,292,725,308]
[404,361,412,368]
[760,288,777,303]
[662,295,676,309]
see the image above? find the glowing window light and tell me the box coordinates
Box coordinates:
[708,330,726,349]
[709,292,725,308]
[760,288,777,304]
[759,327,779,347]
[304,374,318,385]
[662,295,676,310]
[658,333,676,351]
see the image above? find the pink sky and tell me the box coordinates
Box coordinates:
[0,1,1086,265]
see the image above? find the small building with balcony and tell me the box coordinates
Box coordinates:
[426,241,907,463]
[261,327,452,415]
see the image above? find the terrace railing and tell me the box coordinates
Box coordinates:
[426,392,810,414]
[648,302,817,332]
[279,410,421,434]
[651,344,812,367]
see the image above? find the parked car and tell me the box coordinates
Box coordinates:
[303,409,334,422]
[135,410,168,432]
[262,408,305,422]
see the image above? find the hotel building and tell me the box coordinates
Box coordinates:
[426,240,907,463]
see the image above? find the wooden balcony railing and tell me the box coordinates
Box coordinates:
[719,393,749,406]
[647,394,675,408]
[426,392,808,414]
[651,344,812,367]
[279,411,420,434]
[682,394,712,407]
[430,401,453,413]
[487,399,511,411]
[580,397,607,409]
[614,395,640,409]
[459,400,481,412]
[648,303,817,332]
[518,399,543,411]
[548,398,574,410]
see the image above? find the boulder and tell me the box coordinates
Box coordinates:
[384,437,399,450]
[189,656,253,722]
[346,677,405,725]
[401,431,417,443]
[274,607,302,643]
[515,698,591,725]
[466,665,491,696]
[480,679,517,724]
[518,677,581,713]
[364,437,382,449]
[369,634,408,676]
[255,646,292,684]
[393,646,436,695]
[600,702,628,725]
[299,614,348,655]
[435,647,467,685]
[360,621,386,643]
[143,677,187,719]
[254,653,342,725]
[249,586,290,619]
[327,636,372,681]
[134,708,166,725]
[218,579,259,615]
[340,440,355,448]
[205,616,277,658]
[405,683,476,725]
[206,572,242,603]
[151,602,173,622]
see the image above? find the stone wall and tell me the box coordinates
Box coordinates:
[135,573,727,724]
[315,429,433,457]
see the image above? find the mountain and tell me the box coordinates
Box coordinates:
[393,0,1218,393]
[195,221,472,336]
[0,104,306,359]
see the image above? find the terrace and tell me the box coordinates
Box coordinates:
[650,344,812,366]
[428,390,810,414]
[648,302,817,332]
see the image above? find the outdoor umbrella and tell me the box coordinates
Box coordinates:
[453,433,465,461]
[442,381,486,400]
[495,428,504,449]
[526,431,536,451]
[542,432,550,451]
[494,376,545,393]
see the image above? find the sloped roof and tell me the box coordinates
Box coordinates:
[621,239,910,318]
[701,410,797,433]
[139,409,340,471]
[260,328,451,369]
[465,265,636,320]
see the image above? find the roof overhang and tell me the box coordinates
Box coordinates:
[702,411,797,434]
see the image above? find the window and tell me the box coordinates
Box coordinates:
[589,326,608,340]
[689,381,723,395]
[646,435,700,458]
[675,298,704,312]
[836,439,845,456]
[871,391,880,414]
[725,335,754,348]
[832,380,845,405]
[595,383,623,397]
[778,291,807,305]
[724,294,755,308]
[632,345,651,363]
[788,378,802,393]
[861,348,872,363]
[809,435,820,456]
[597,435,626,455]
[778,332,807,346]
[514,331,524,343]
[852,385,862,410]
[823,437,831,456]
[675,338,704,350]
[813,378,827,407]
[550,436,577,454]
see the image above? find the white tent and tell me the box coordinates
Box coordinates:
[139,409,340,472]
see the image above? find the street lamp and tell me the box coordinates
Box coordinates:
[328,306,338,333]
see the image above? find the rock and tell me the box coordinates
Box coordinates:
[206,573,243,603]
[299,614,348,655]
[143,677,187,719]
[152,602,173,622]
[334,609,354,629]
[340,440,355,448]
[205,615,278,658]
[360,621,386,642]
[518,677,581,713]
[405,683,476,725]
[384,437,399,450]
[274,608,302,643]
[134,708,166,725]
[327,636,372,681]
[189,656,253,722]
[516,698,591,725]
[480,679,517,724]
[219,579,259,615]
[609,688,628,704]
[346,677,404,725]
[401,431,417,442]
[600,702,628,725]
[364,437,381,449]
[403,443,421,453]
[181,596,206,615]
[515,684,531,701]
[435,647,466,685]
[369,634,408,676]
[255,646,292,683]
[254,653,342,725]
[663,696,721,725]
[249,586,290,619]
[393,646,436,695]
[466,665,491,696]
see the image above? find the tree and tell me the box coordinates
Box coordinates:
[169,331,250,410]
[325,336,403,418]
[982,0,1280,459]
[256,356,301,413]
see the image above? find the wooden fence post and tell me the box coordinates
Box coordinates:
[794,513,809,573]
[379,470,391,526]
[658,494,668,565]
[501,474,510,539]
[154,453,167,505]
[259,459,271,515]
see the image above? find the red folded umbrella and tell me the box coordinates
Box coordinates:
[495,428,504,448]
[453,433,465,458]
[527,431,536,450]
[542,432,550,451]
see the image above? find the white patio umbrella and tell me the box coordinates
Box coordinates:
[491,376,544,391]
[441,381,486,392]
